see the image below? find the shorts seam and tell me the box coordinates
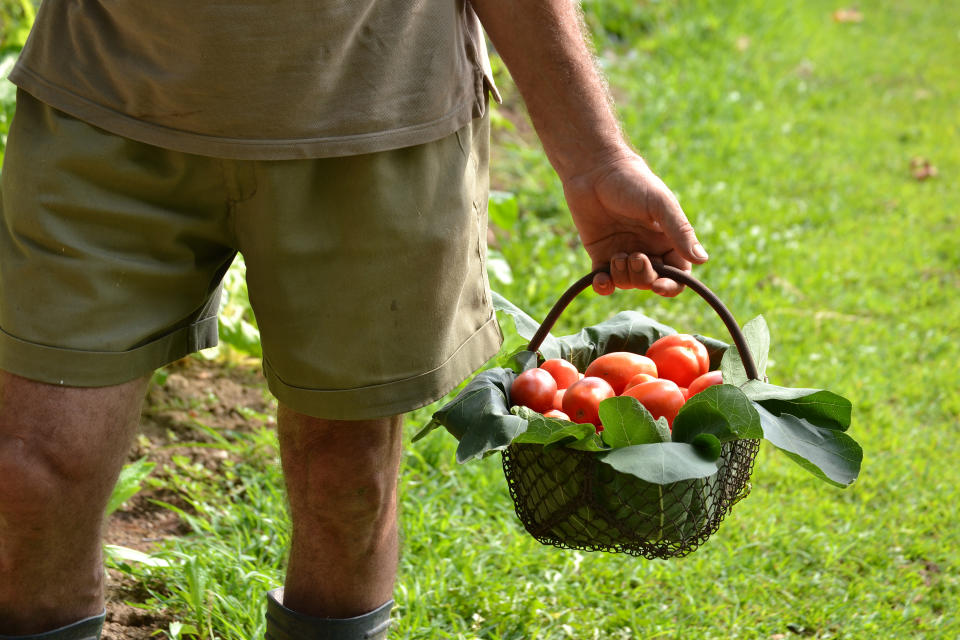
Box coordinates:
[11,72,480,159]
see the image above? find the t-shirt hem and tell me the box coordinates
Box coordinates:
[10,66,483,160]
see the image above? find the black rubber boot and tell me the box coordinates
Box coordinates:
[0,611,105,640]
[265,589,392,640]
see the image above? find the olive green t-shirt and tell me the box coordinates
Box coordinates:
[10,0,499,159]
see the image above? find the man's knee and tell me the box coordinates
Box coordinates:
[277,408,403,534]
[0,370,148,523]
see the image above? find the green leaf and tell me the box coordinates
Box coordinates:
[721,315,770,386]
[418,367,529,462]
[565,432,610,451]
[599,442,720,484]
[454,404,526,464]
[696,334,733,370]
[597,396,668,448]
[414,367,515,441]
[486,251,513,284]
[672,384,763,443]
[105,457,156,516]
[492,291,560,354]
[552,311,677,372]
[104,544,171,568]
[506,349,539,373]
[488,190,519,229]
[653,416,672,443]
[511,406,594,449]
[742,380,852,430]
[754,404,862,487]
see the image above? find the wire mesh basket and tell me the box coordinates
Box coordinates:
[502,263,761,558]
[503,438,758,558]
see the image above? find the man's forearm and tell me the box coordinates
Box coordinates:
[470,0,629,181]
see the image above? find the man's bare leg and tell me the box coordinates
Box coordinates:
[0,371,149,635]
[276,406,402,619]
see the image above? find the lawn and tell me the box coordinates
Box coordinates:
[2,1,958,638]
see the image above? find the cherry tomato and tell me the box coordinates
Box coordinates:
[562,376,615,428]
[622,378,686,427]
[540,358,580,389]
[583,351,658,394]
[623,372,656,392]
[552,388,566,411]
[544,409,571,420]
[687,370,723,398]
[645,334,709,388]
[510,368,557,413]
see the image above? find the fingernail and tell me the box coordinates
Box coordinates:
[613,257,627,271]
[692,243,709,261]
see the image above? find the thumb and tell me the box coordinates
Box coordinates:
[658,197,709,264]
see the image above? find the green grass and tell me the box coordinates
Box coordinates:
[4,0,960,638]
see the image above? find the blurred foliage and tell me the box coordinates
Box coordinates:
[0,0,35,51]
[0,0,35,162]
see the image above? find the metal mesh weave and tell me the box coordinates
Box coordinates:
[501,439,760,558]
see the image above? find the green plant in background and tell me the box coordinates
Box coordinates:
[0,0,34,50]
[215,254,262,360]
[102,457,172,569]
[1,1,34,159]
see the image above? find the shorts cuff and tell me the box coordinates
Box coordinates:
[263,315,503,420]
[0,318,219,387]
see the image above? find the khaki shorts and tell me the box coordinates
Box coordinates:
[0,90,502,420]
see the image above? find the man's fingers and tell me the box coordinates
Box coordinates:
[592,270,614,296]
[651,277,684,297]
[608,253,632,289]
[597,252,691,297]
[608,252,660,290]
[627,253,658,289]
[648,251,690,297]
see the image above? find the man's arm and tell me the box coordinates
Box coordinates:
[471,0,708,296]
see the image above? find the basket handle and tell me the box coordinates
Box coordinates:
[525,263,760,381]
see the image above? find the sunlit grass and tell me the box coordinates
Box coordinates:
[5,0,960,637]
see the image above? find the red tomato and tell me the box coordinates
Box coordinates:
[583,352,658,394]
[540,358,580,389]
[687,370,723,398]
[562,376,615,428]
[510,368,557,413]
[623,372,656,392]
[552,388,566,411]
[622,378,686,427]
[645,334,709,388]
[544,409,570,420]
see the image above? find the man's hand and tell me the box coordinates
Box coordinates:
[471,0,709,296]
[562,149,709,297]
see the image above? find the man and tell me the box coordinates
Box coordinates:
[0,1,708,639]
